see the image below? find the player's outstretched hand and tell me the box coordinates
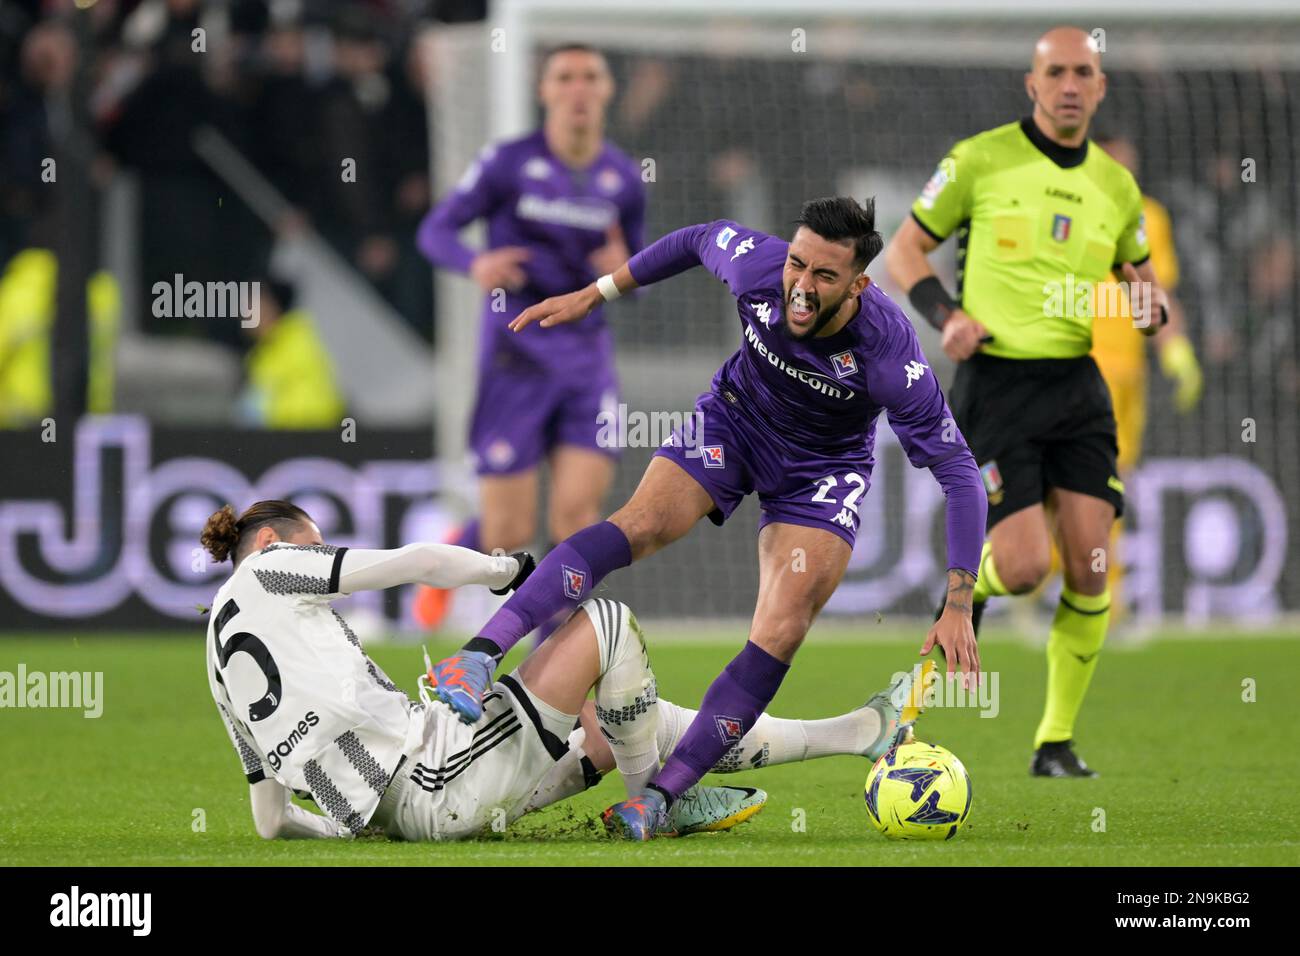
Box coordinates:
[920,606,980,691]
[940,309,990,363]
[509,284,603,332]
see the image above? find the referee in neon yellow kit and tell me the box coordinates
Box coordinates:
[885,26,1171,777]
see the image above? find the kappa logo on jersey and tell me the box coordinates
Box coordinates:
[904,360,930,388]
[831,350,858,378]
[715,715,745,742]
[715,226,737,250]
[1052,214,1072,242]
[561,565,586,600]
[753,300,773,325]
[730,237,756,261]
[701,445,725,468]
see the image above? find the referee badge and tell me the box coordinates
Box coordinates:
[980,460,1005,505]
[1051,214,1072,242]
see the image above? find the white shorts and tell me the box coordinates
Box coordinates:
[371,671,572,841]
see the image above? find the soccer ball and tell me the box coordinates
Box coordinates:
[863,740,972,840]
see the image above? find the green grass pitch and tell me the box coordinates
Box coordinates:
[1,627,1298,866]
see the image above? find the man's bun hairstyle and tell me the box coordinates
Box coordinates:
[200,500,313,565]
[794,196,884,271]
[200,504,241,564]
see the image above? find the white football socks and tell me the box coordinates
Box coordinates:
[585,599,662,798]
[656,699,881,770]
[519,697,883,816]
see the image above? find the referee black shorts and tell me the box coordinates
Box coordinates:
[949,352,1125,531]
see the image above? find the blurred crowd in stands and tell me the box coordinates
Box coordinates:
[1,2,1295,433]
[0,0,486,428]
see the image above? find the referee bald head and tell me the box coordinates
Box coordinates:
[1025,26,1107,144]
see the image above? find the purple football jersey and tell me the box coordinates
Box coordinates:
[629,220,986,573]
[417,130,646,370]
[630,220,960,464]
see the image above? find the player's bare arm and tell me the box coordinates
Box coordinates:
[884,216,988,362]
[921,568,981,687]
[509,261,641,331]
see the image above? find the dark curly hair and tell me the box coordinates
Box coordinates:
[794,196,884,271]
[200,500,313,565]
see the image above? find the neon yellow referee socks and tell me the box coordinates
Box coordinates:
[1034,586,1110,748]
[971,541,1007,604]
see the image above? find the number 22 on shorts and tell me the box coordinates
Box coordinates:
[811,473,866,530]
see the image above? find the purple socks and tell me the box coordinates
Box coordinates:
[650,641,790,801]
[475,521,632,657]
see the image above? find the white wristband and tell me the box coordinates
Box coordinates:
[596,273,622,302]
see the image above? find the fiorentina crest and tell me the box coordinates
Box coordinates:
[701,444,725,468]
[830,350,858,378]
[561,565,586,600]
[715,715,745,742]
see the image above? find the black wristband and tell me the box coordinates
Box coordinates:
[908,276,960,331]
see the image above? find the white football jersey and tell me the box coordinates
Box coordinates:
[206,543,420,833]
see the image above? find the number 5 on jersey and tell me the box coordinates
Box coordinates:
[213,598,283,723]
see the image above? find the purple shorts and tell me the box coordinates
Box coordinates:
[469,348,620,476]
[654,389,873,548]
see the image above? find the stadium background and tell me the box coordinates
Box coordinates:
[0,0,1296,637]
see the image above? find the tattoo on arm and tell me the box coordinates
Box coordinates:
[944,569,976,616]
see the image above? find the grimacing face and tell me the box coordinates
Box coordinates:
[781,227,864,339]
[539,50,613,130]
[1025,30,1106,138]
